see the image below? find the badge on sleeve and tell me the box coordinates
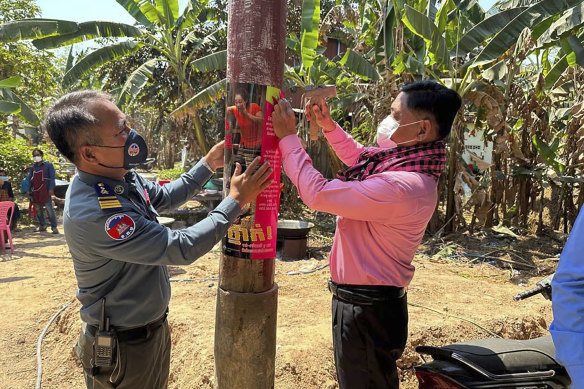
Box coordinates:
[105,213,136,240]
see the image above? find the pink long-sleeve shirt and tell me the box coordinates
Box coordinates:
[278,124,438,287]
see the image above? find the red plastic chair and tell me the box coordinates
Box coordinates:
[0,201,15,254]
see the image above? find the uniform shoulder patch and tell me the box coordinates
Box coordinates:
[105,213,136,240]
[94,182,123,211]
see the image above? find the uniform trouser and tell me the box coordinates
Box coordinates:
[35,198,57,229]
[74,321,171,389]
[332,292,408,389]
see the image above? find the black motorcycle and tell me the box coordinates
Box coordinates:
[414,274,572,388]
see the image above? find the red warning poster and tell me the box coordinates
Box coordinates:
[223,83,283,259]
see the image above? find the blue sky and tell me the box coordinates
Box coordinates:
[38,0,498,23]
[37,0,189,23]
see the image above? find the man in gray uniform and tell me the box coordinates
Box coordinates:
[44,90,273,389]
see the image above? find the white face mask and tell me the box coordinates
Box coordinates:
[33,156,42,163]
[376,116,424,149]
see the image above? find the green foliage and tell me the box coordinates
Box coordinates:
[157,166,185,180]
[0,1,61,128]
[0,0,40,22]
[0,129,66,184]
[0,129,30,181]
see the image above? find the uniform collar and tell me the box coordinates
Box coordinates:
[77,169,134,197]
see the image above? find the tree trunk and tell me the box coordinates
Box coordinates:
[444,113,464,232]
[215,1,287,388]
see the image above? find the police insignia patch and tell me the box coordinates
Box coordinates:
[105,213,136,240]
[128,143,140,157]
[94,182,123,211]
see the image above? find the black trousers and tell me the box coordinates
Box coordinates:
[332,289,408,389]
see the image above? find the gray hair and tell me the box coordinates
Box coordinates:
[43,90,113,163]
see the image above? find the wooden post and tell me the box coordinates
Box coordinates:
[214,1,286,388]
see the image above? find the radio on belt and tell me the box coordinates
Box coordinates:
[94,298,115,367]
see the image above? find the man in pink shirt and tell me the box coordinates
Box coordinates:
[272,81,462,389]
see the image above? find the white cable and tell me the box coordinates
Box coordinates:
[36,302,71,389]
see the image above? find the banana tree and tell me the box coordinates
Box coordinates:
[394,0,584,232]
[0,0,228,154]
[281,0,382,177]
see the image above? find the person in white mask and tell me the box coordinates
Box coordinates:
[26,148,59,234]
[272,80,462,389]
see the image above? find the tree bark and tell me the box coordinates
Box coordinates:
[215,1,287,388]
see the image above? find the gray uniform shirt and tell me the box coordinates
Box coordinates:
[64,160,241,328]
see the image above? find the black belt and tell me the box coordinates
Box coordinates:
[87,312,167,342]
[328,280,406,305]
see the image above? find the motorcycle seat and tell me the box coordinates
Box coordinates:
[416,335,562,375]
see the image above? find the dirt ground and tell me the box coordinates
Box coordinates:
[0,219,563,389]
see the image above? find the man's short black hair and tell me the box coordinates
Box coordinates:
[401,80,462,139]
[43,90,112,164]
[32,148,43,157]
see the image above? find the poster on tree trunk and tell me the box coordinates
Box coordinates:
[223,82,283,260]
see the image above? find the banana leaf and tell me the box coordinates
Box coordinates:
[339,49,380,81]
[62,41,141,87]
[190,50,227,73]
[171,78,226,114]
[0,18,78,41]
[301,0,320,70]
[0,76,21,88]
[32,21,142,50]
[402,5,452,71]
[469,0,583,68]
[115,0,160,29]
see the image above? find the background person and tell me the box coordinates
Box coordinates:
[226,89,264,151]
[0,168,20,231]
[26,149,59,234]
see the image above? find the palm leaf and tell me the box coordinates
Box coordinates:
[171,78,226,114]
[339,49,380,81]
[62,41,141,87]
[469,0,583,68]
[190,50,227,73]
[32,21,142,49]
[0,19,78,41]
[115,0,160,28]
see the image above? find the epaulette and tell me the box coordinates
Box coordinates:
[93,182,123,211]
